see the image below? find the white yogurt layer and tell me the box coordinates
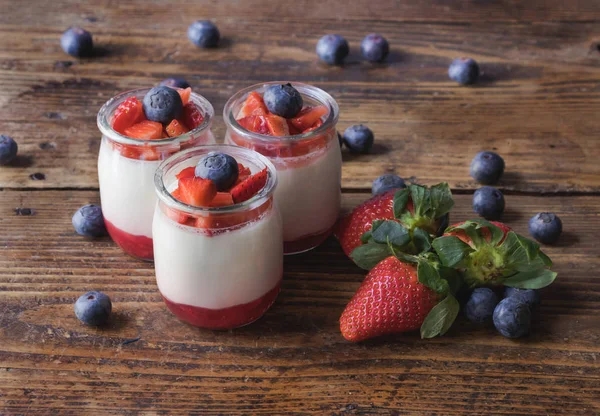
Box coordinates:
[152,206,283,310]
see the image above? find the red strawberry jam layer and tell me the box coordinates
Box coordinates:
[283,227,333,254]
[105,220,154,260]
[161,279,281,329]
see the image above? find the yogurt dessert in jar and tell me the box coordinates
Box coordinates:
[97,86,215,260]
[223,82,341,254]
[153,145,283,329]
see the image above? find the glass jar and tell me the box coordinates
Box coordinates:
[97,88,215,261]
[153,145,283,329]
[223,82,341,254]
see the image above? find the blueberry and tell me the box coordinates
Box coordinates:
[74,291,112,326]
[465,288,499,323]
[0,135,18,165]
[470,151,505,184]
[493,297,531,338]
[473,186,504,220]
[372,174,406,196]
[142,86,183,124]
[61,27,93,57]
[343,125,374,154]
[72,205,107,237]
[504,287,541,309]
[195,152,239,191]
[528,212,562,244]
[159,78,191,89]
[361,33,389,62]
[316,34,349,65]
[448,57,480,85]
[263,84,303,119]
[187,20,220,48]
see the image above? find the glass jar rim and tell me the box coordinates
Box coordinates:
[154,145,278,215]
[97,87,214,147]
[223,81,339,143]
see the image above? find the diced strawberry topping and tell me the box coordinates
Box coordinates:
[290,106,327,131]
[231,168,268,203]
[210,192,235,207]
[177,87,192,105]
[238,92,268,118]
[178,177,217,207]
[238,163,251,179]
[237,115,270,135]
[182,103,204,130]
[264,114,290,136]
[161,129,169,138]
[302,118,323,133]
[123,120,163,140]
[165,119,189,137]
[166,188,191,224]
[137,145,161,161]
[112,97,144,134]
[176,166,196,180]
[286,119,302,135]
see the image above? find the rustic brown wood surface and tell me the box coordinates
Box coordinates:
[1,0,599,415]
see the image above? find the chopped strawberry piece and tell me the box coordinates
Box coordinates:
[182,103,204,130]
[237,115,270,135]
[176,166,196,180]
[137,145,160,161]
[161,129,169,138]
[210,192,235,207]
[264,114,290,136]
[231,168,268,203]
[302,118,323,133]
[177,87,192,105]
[238,163,251,178]
[166,188,191,224]
[178,177,217,207]
[166,119,189,137]
[112,97,144,134]
[286,119,302,135]
[238,92,268,117]
[123,120,163,140]
[290,106,327,131]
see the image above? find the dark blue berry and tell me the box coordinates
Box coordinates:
[142,86,183,124]
[74,291,112,326]
[263,84,303,119]
[504,287,541,309]
[470,151,505,184]
[316,34,349,65]
[465,288,499,323]
[493,297,531,338]
[187,20,220,48]
[61,27,93,57]
[372,174,406,196]
[528,212,562,244]
[0,135,18,165]
[195,152,239,191]
[448,58,480,85]
[159,78,191,89]
[343,125,374,154]
[473,186,504,220]
[72,205,107,237]
[361,33,389,62]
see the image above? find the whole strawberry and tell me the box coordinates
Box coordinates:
[432,219,556,290]
[335,183,453,263]
[340,254,461,342]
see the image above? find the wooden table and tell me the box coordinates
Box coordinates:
[1,1,599,414]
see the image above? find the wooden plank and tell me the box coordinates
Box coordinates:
[1,17,600,191]
[0,190,598,414]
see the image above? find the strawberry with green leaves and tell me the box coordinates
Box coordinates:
[335,183,454,262]
[340,251,462,342]
[432,219,557,290]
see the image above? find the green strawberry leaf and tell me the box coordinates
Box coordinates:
[501,232,550,272]
[371,220,411,247]
[417,261,449,295]
[393,189,410,219]
[413,227,432,253]
[438,267,463,296]
[432,236,473,268]
[538,250,553,267]
[351,241,393,270]
[420,294,460,339]
[504,269,558,289]
[360,219,384,243]
[409,184,429,217]
[429,183,454,218]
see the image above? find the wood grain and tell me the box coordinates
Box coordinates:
[1,0,600,191]
[0,190,598,415]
